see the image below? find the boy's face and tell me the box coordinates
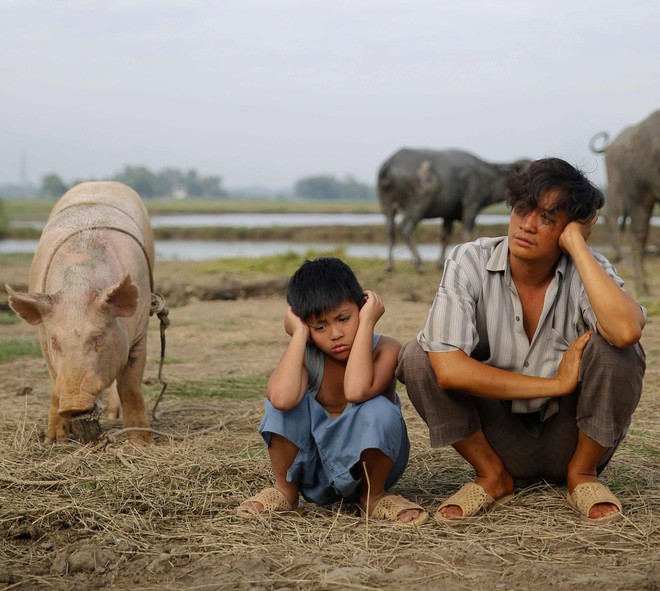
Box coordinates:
[306,301,360,362]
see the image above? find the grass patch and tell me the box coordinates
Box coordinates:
[0,338,42,363]
[165,376,266,400]
[0,312,19,326]
[640,298,660,317]
[187,248,355,277]
[3,197,380,221]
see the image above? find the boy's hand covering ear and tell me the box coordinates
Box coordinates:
[284,306,309,339]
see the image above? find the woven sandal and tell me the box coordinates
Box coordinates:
[236,486,303,519]
[566,481,623,524]
[435,482,514,524]
[367,494,429,526]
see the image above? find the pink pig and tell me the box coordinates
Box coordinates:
[6,182,155,443]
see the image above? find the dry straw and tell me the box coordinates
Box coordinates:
[1,394,659,590]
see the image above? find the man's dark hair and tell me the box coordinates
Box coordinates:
[506,157,605,223]
[287,257,364,321]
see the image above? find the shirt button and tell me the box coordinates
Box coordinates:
[524,361,529,367]
[515,316,520,321]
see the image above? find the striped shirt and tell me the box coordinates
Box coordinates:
[417,236,642,418]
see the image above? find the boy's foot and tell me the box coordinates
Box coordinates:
[363,494,429,526]
[236,486,303,519]
[435,482,514,523]
[566,481,622,524]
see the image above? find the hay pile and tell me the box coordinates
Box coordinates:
[1,392,659,591]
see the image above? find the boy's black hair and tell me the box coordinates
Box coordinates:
[287,257,364,321]
[506,157,605,223]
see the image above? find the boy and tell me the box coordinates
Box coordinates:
[237,257,428,525]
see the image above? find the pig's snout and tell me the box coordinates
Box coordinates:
[58,374,104,418]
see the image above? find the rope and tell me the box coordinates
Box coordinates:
[150,292,170,421]
[40,225,155,293]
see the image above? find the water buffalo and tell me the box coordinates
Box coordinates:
[6,182,156,443]
[377,148,530,271]
[590,109,660,296]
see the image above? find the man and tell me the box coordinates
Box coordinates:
[396,157,646,524]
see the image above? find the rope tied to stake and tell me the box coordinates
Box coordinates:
[150,292,170,420]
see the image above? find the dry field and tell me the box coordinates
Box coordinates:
[1,243,659,591]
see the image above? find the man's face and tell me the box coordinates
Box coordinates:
[508,189,569,264]
[306,301,360,362]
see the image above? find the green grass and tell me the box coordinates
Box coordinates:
[187,248,353,277]
[3,197,380,221]
[165,376,266,400]
[0,338,42,363]
[640,298,660,317]
[0,312,19,326]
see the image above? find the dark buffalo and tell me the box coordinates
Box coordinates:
[590,109,660,296]
[377,148,529,271]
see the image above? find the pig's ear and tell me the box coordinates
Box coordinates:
[101,275,139,318]
[5,284,53,325]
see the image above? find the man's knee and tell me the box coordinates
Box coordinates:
[580,333,646,382]
[396,338,430,384]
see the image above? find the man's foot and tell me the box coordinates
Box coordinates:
[236,486,302,519]
[437,472,515,520]
[436,481,514,522]
[361,493,429,526]
[566,480,622,523]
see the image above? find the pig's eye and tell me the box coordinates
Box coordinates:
[50,337,60,352]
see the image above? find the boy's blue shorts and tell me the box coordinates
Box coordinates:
[259,393,410,505]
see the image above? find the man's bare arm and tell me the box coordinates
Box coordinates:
[429,331,592,399]
[559,220,645,347]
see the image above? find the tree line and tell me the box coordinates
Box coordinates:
[2,168,377,201]
[293,175,375,201]
[40,166,226,200]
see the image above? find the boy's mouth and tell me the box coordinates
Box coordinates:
[332,344,349,354]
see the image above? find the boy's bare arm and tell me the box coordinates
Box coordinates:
[344,291,401,403]
[266,307,309,410]
[429,330,593,400]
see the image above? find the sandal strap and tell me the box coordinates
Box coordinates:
[569,482,622,516]
[369,494,429,525]
[437,482,495,517]
[237,486,301,517]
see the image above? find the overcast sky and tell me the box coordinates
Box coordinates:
[1,0,658,191]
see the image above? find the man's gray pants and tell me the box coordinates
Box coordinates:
[396,334,645,486]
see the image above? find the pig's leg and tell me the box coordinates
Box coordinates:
[116,336,152,443]
[107,381,122,419]
[45,385,71,444]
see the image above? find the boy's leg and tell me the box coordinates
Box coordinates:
[358,447,425,523]
[313,394,426,523]
[238,398,312,515]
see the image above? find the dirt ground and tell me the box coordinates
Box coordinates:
[1,245,659,591]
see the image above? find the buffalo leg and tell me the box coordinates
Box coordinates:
[628,195,654,297]
[399,214,424,272]
[384,211,397,272]
[438,219,454,269]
